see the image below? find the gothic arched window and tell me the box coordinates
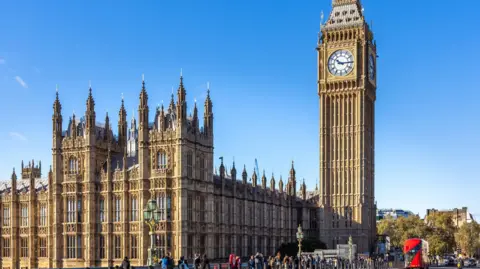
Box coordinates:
[157,151,167,169]
[186,151,193,178]
[69,158,79,174]
[199,156,206,181]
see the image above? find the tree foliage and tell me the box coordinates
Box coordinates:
[377,215,428,248]
[455,222,480,257]
[275,238,327,257]
[425,213,456,256]
[377,213,457,256]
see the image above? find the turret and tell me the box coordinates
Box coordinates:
[138,75,149,132]
[11,168,17,193]
[203,82,213,136]
[192,99,199,131]
[138,74,150,179]
[219,157,225,180]
[242,165,247,184]
[85,86,96,136]
[29,165,35,196]
[127,112,138,158]
[52,86,63,142]
[168,90,176,114]
[279,176,284,193]
[104,112,110,141]
[158,104,166,131]
[288,161,297,195]
[176,73,187,122]
[252,170,257,187]
[231,161,237,181]
[301,179,307,200]
[270,173,276,191]
[261,170,267,189]
[118,96,127,147]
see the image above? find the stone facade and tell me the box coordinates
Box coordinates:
[316,0,377,253]
[426,207,475,228]
[0,77,319,269]
[0,0,379,267]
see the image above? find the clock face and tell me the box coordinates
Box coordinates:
[328,50,354,76]
[368,54,375,80]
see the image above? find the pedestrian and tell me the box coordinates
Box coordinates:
[121,257,130,269]
[201,254,210,269]
[178,256,188,269]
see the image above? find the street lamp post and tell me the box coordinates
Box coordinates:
[296,224,304,257]
[144,199,161,266]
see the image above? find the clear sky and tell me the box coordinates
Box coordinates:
[0,0,479,218]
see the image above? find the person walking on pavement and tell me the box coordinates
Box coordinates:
[121,257,130,269]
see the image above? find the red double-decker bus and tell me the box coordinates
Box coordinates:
[404,238,429,269]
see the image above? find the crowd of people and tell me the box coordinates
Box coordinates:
[116,252,390,269]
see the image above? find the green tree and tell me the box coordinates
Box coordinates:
[377,215,428,248]
[455,222,480,257]
[425,213,456,255]
[275,238,327,257]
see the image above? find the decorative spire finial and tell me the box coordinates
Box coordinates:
[56,84,58,93]
[89,80,91,88]
[180,68,183,77]
[142,73,145,82]
[121,92,124,100]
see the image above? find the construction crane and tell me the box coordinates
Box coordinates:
[255,159,260,176]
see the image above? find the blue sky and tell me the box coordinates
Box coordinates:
[0,0,479,218]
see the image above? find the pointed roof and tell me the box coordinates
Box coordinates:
[53,85,62,113]
[86,87,95,112]
[324,0,364,30]
[139,74,148,108]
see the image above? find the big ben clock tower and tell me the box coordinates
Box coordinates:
[317,0,377,253]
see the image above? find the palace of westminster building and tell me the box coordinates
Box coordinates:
[0,0,377,268]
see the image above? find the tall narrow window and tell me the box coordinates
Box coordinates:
[200,235,206,257]
[131,235,138,259]
[115,197,122,222]
[77,197,82,222]
[187,195,193,221]
[77,235,82,258]
[157,194,165,220]
[99,235,106,259]
[199,196,205,223]
[99,198,105,222]
[39,204,47,226]
[114,235,121,259]
[20,237,28,257]
[187,152,193,178]
[187,234,193,259]
[69,158,79,174]
[215,201,221,224]
[131,196,138,221]
[21,205,28,226]
[199,157,205,181]
[166,195,171,221]
[67,235,82,258]
[2,238,10,257]
[3,207,10,226]
[67,197,75,223]
[39,237,47,257]
[157,151,168,169]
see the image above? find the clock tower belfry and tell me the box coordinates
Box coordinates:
[317,0,377,252]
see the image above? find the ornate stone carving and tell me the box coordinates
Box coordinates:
[20,227,29,235]
[114,223,122,232]
[102,224,108,233]
[2,227,10,234]
[67,224,75,232]
[130,223,139,232]
[38,226,47,235]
